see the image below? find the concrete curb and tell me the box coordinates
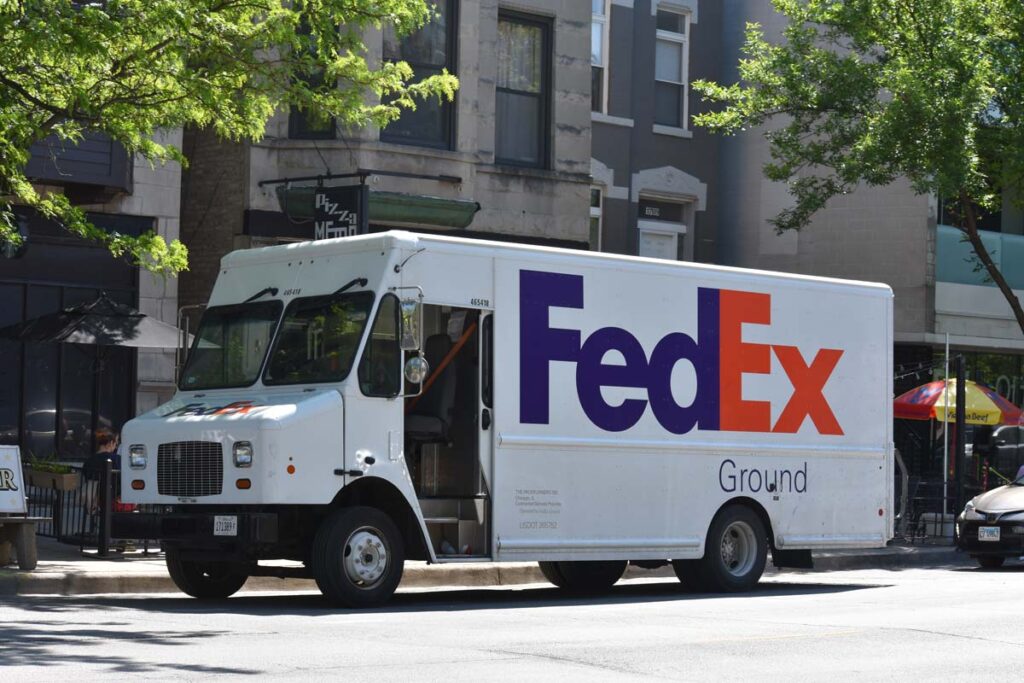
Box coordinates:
[0,546,965,596]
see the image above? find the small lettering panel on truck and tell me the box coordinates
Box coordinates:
[492,259,891,559]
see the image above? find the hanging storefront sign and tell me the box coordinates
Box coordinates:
[313,184,368,240]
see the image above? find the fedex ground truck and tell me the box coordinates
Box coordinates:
[119,231,893,607]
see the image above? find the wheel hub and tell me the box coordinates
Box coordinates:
[343,527,388,588]
[719,521,756,577]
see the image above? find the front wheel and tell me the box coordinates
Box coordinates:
[977,556,1005,569]
[311,506,405,608]
[166,548,248,599]
[694,505,768,592]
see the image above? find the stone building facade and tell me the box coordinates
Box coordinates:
[180,0,593,311]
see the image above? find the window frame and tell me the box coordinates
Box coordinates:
[653,5,691,130]
[358,293,403,398]
[589,186,603,251]
[262,291,376,387]
[495,10,552,169]
[591,0,610,114]
[380,0,459,150]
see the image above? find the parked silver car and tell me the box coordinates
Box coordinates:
[957,480,1024,568]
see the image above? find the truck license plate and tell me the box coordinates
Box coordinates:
[979,526,1000,542]
[214,515,238,537]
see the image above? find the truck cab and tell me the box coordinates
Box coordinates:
[121,232,493,606]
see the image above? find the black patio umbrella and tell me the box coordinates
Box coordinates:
[0,292,185,349]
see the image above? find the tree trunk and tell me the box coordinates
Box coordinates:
[960,191,1024,337]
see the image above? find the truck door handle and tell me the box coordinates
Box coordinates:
[481,408,491,430]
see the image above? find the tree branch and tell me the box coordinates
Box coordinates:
[960,190,1024,334]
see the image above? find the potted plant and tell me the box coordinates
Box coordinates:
[22,453,81,491]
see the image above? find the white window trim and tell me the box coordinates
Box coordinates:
[590,185,604,251]
[592,0,611,115]
[654,5,691,132]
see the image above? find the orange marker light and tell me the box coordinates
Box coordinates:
[287,464,296,474]
[236,479,251,490]
[131,480,145,490]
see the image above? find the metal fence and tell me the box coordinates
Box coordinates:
[25,460,159,556]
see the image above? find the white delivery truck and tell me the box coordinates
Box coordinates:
[119,231,893,607]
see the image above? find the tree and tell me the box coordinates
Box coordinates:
[693,0,1024,335]
[0,0,457,275]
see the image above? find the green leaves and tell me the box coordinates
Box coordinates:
[694,0,1023,224]
[0,0,459,276]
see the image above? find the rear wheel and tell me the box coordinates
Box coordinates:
[311,506,405,608]
[670,559,706,591]
[166,548,248,599]
[538,561,567,588]
[694,505,768,592]
[977,556,1005,569]
[545,560,626,594]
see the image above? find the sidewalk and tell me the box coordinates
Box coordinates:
[0,537,968,597]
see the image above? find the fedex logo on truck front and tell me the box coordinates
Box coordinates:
[519,269,844,435]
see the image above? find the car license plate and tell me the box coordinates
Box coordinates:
[979,526,1000,542]
[214,515,238,537]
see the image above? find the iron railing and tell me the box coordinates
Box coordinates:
[24,460,159,556]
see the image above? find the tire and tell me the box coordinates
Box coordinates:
[549,560,626,594]
[694,505,768,593]
[671,559,706,591]
[311,506,405,608]
[538,561,568,588]
[166,548,248,599]
[977,556,1005,569]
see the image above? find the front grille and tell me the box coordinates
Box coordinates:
[157,441,223,497]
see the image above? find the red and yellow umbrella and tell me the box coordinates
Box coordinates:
[894,379,1022,426]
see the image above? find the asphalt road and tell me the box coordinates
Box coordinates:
[2,563,1020,681]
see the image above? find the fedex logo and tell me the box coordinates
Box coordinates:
[519,270,844,435]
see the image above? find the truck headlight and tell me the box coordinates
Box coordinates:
[233,441,253,467]
[129,445,147,469]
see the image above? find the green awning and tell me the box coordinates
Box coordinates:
[274,186,480,229]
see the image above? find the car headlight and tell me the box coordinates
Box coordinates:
[961,499,984,521]
[129,444,147,469]
[233,441,253,467]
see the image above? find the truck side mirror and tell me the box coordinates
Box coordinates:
[400,297,422,351]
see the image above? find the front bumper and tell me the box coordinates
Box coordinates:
[112,511,279,548]
[957,520,1024,556]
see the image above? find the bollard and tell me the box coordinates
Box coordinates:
[98,457,112,557]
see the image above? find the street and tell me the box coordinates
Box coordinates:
[1,563,1019,681]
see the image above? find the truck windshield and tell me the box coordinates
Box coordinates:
[179,301,282,390]
[263,291,374,385]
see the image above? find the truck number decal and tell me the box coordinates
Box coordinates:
[470,298,490,307]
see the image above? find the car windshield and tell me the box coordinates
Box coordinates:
[179,301,282,390]
[263,292,374,385]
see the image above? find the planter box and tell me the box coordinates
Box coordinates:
[23,468,81,491]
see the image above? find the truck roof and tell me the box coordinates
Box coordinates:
[222,230,893,297]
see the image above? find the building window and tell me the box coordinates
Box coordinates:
[381,0,457,149]
[590,187,603,250]
[289,23,337,140]
[496,12,551,168]
[591,0,609,113]
[289,104,336,140]
[654,6,690,129]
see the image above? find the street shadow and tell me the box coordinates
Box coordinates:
[0,621,259,675]
[13,577,883,619]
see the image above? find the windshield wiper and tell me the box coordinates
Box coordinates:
[334,277,368,295]
[244,286,279,303]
